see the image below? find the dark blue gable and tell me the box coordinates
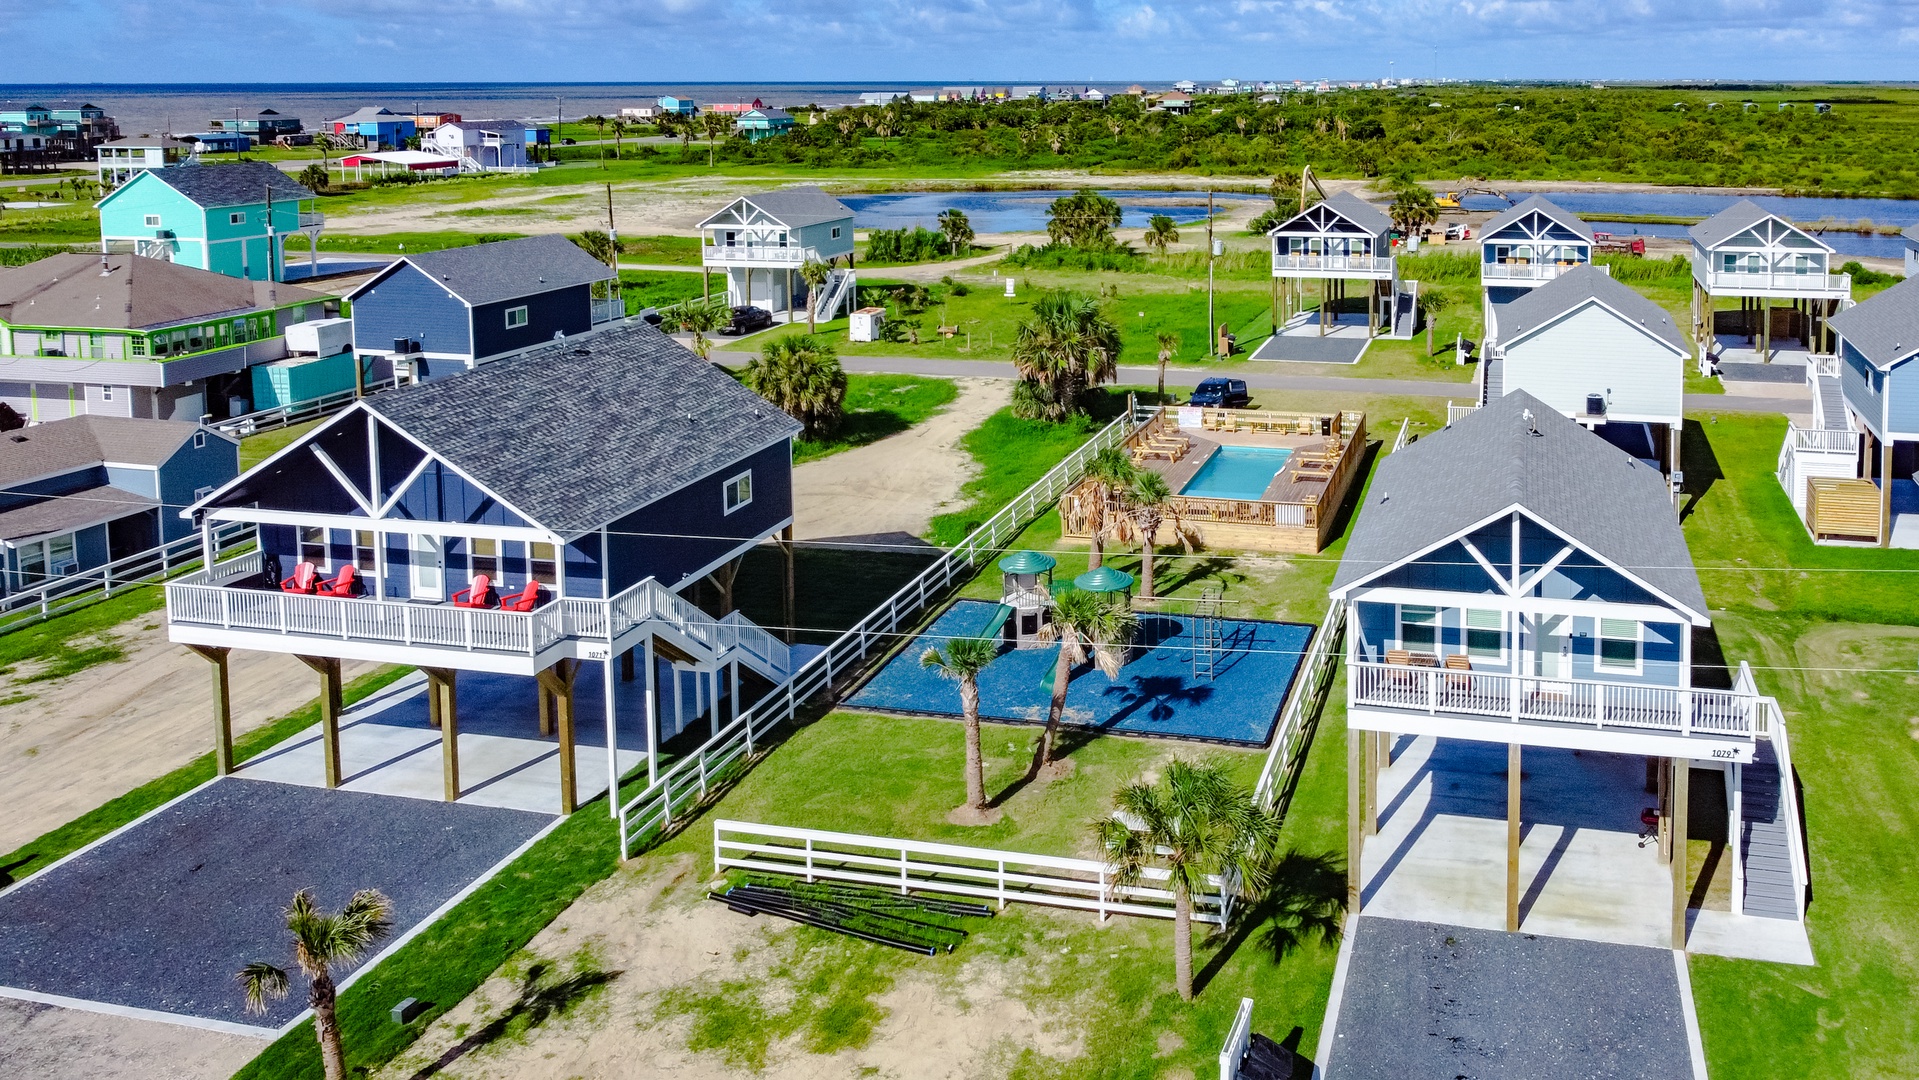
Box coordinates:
[471,284,593,360]
[351,262,472,359]
[0,464,110,512]
[605,437,793,593]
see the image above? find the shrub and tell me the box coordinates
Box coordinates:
[1003,243,1145,272]
[1841,260,1902,286]
[864,226,947,263]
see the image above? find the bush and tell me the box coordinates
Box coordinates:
[1841,260,1902,286]
[864,226,947,263]
[1003,243,1145,272]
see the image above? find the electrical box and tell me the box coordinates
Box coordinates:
[849,307,886,343]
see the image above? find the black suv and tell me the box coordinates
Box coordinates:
[1188,378,1250,408]
[719,305,775,336]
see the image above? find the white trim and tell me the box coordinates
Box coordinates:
[504,305,529,329]
[721,469,753,516]
[1353,586,1682,629]
[1597,617,1645,676]
[183,400,371,514]
[205,507,562,545]
[1315,913,1362,1069]
[1673,949,1710,1080]
[0,985,277,1038]
[308,445,377,516]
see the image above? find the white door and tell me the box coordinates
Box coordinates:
[1534,615,1572,679]
[410,536,444,600]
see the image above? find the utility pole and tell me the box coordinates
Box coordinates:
[1206,188,1217,357]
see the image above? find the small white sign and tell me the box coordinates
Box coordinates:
[580,644,612,661]
[1177,406,1203,429]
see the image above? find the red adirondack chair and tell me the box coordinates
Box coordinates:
[451,573,494,609]
[280,561,319,593]
[314,564,358,597]
[499,581,543,612]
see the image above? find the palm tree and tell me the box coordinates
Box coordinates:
[611,118,626,160]
[798,259,831,333]
[920,636,999,815]
[298,162,330,193]
[1154,330,1180,402]
[700,112,731,167]
[1143,214,1180,255]
[1082,447,1136,570]
[937,208,974,256]
[1032,588,1135,775]
[665,298,729,360]
[1389,185,1440,240]
[1093,760,1279,1000]
[1119,471,1191,598]
[1010,290,1122,421]
[239,889,393,1080]
[743,335,847,439]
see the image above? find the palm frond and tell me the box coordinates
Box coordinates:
[237,961,289,1016]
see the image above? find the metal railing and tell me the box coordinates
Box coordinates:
[590,297,624,324]
[617,406,1147,856]
[1481,261,1594,281]
[713,820,1232,924]
[1348,660,1759,737]
[213,386,364,438]
[296,210,324,229]
[0,520,254,632]
[1254,598,1346,809]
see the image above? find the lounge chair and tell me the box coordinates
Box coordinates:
[1443,653,1474,693]
[314,564,359,598]
[451,574,494,609]
[1385,649,1412,666]
[280,561,319,593]
[499,581,544,612]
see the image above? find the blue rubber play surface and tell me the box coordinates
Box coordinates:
[848,600,1314,746]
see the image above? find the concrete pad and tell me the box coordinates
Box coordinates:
[1686,909,1815,966]
[1249,312,1374,364]
[1361,736,1676,951]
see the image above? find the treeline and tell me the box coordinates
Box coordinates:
[637,87,1919,196]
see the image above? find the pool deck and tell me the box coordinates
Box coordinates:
[1155,429,1333,504]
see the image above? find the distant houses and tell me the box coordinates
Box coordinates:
[0,101,120,158]
[207,109,302,140]
[1688,199,1850,362]
[327,107,417,150]
[96,162,324,283]
[735,108,794,142]
[96,135,192,188]
[423,119,549,171]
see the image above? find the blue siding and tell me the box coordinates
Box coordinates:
[564,533,603,599]
[389,463,532,529]
[470,284,594,360]
[74,522,109,569]
[1840,339,1883,435]
[1568,616,1684,687]
[1366,540,1503,594]
[1355,601,1395,662]
[154,436,238,542]
[605,438,793,593]
[0,465,110,512]
[1887,354,1919,438]
[351,263,472,359]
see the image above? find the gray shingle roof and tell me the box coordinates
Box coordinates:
[1827,275,1919,370]
[355,235,615,307]
[731,186,853,228]
[1904,225,1919,245]
[0,253,325,329]
[1492,264,1690,354]
[332,107,401,124]
[1686,199,1776,249]
[364,322,802,533]
[1481,195,1594,243]
[1331,391,1707,621]
[0,486,158,542]
[0,415,211,489]
[1267,190,1391,237]
[136,161,313,209]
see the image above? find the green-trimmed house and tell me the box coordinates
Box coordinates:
[0,252,332,422]
[96,162,324,283]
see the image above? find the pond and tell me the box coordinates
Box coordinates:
[839,189,1265,234]
[1460,191,1919,259]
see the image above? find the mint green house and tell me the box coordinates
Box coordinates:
[96,162,324,283]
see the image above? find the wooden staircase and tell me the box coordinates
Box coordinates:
[1806,477,1881,543]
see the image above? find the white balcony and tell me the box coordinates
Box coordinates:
[1347,660,1760,759]
[591,297,624,324]
[1694,263,1850,298]
[1270,253,1395,280]
[704,244,816,266]
[296,210,324,230]
[1480,261,1598,284]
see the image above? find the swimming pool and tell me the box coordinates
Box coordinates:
[1180,446,1294,501]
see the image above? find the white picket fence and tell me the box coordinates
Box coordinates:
[616,403,1148,856]
[0,520,255,632]
[713,820,1233,924]
[1253,598,1346,811]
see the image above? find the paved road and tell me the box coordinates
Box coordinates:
[818,354,1803,414]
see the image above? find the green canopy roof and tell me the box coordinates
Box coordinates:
[1073,566,1135,594]
[997,550,1057,574]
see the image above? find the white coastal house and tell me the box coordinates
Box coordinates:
[697,187,858,323]
[1688,200,1851,365]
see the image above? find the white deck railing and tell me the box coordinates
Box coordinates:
[1254,598,1345,809]
[1784,422,1858,453]
[1270,253,1394,275]
[1695,262,1850,296]
[617,405,1148,856]
[1219,998,1256,1080]
[0,519,254,631]
[713,820,1232,924]
[703,245,816,265]
[1481,261,1597,282]
[1348,660,1759,737]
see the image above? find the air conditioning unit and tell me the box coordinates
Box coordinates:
[1585,394,1606,417]
[51,560,78,577]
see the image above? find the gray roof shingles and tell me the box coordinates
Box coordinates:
[1493,264,1690,354]
[365,322,802,533]
[1269,190,1391,237]
[140,161,313,209]
[0,253,325,330]
[1687,199,1778,249]
[1828,275,1919,369]
[1331,391,1708,620]
[1481,194,1594,244]
[0,415,209,489]
[736,186,853,228]
[357,234,615,307]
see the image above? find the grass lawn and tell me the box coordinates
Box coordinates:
[313,230,527,254]
[620,234,702,265]
[617,268,706,312]
[790,373,957,465]
[0,585,164,671]
[240,418,325,469]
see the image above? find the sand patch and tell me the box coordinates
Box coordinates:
[0,997,261,1080]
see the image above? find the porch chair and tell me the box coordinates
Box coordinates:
[280,561,319,593]
[314,564,359,598]
[451,574,495,609]
[1443,652,1473,694]
[499,581,544,612]
[1384,649,1412,666]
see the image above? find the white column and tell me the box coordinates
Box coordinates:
[643,634,658,786]
[602,654,619,819]
[1729,762,1744,915]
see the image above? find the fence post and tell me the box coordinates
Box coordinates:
[1098,866,1108,923]
[998,859,1008,910]
[805,836,815,883]
[900,846,910,895]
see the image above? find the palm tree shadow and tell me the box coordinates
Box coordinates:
[405,963,622,1079]
[1100,673,1215,728]
[1193,849,1347,998]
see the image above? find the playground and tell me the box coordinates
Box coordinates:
[847,597,1313,746]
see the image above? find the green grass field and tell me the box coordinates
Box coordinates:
[790,373,958,464]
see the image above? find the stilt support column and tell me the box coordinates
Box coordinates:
[1506,742,1522,932]
[295,655,345,789]
[537,659,581,814]
[1671,758,1690,949]
[422,667,459,802]
[187,645,235,776]
[1346,728,1363,913]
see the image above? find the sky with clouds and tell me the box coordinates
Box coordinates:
[6,0,1919,83]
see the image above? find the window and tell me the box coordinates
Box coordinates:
[48,535,76,575]
[229,211,246,225]
[17,541,47,586]
[1465,609,1504,660]
[193,430,207,449]
[505,306,529,329]
[1598,619,1641,671]
[144,214,161,227]
[529,541,558,585]
[129,336,147,357]
[353,530,377,573]
[723,470,753,515]
[193,485,214,501]
[299,526,327,567]
[471,537,499,579]
[1399,605,1437,652]
[830,226,841,240]
[101,386,113,401]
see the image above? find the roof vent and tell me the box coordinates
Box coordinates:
[8,434,27,443]
[1523,408,1542,437]
[572,347,590,356]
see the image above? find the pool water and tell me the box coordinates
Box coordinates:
[1180,446,1294,501]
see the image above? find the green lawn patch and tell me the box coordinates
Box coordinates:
[923,391,1131,546]
[790,374,958,464]
[619,234,702,265]
[617,268,707,312]
[240,418,326,470]
[316,230,527,254]
[0,586,165,661]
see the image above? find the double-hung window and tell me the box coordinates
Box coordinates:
[1465,609,1504,661]
[505,306,529,329]
[353,531,377,573]
[529,542,558,585]
[1399,605,1437,653]
[471,538,499,580]
[299,526,327,567]
[1598,619,1641,672]
[722,471,753,515]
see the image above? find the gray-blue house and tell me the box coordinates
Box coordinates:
[1,415,237,596]
[346,234,619,381]
[1819,274,1919,546]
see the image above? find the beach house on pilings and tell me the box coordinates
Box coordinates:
[166,322,803,812]
[699,187,857,324]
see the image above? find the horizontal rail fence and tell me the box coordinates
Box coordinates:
[213,386,365,438]
[617,407,1147,856]
[1219,997,1257,1080]
[1254,598,1346,810]
[1,519,254,632]
[713,820,1230,924]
